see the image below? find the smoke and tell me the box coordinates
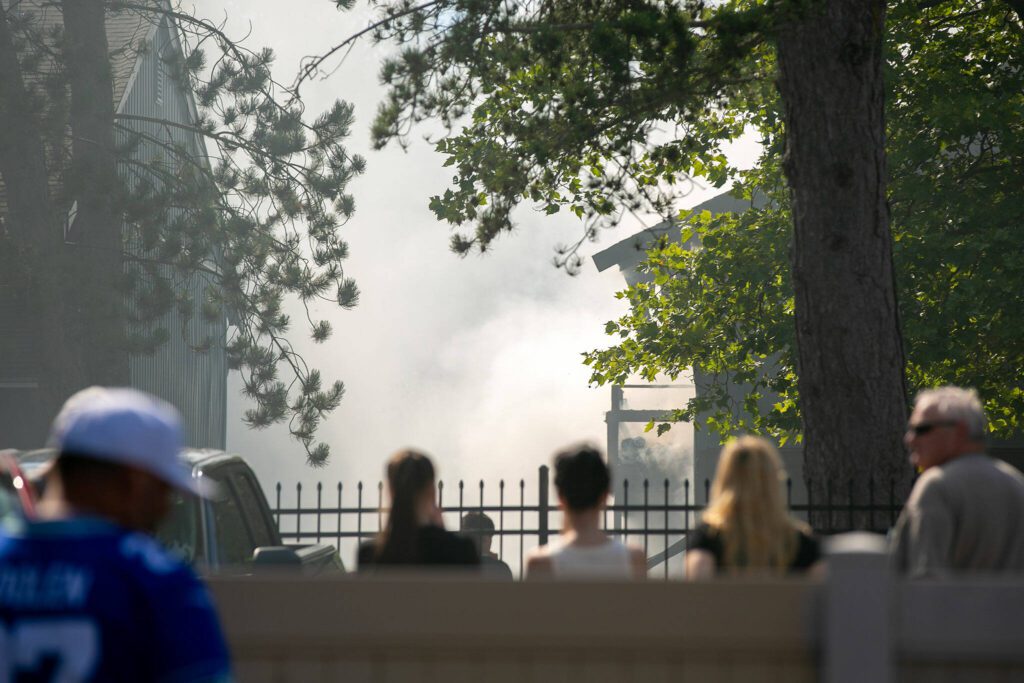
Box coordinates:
[195,0,754,503]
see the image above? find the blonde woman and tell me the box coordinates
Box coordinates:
[685,436,821,578]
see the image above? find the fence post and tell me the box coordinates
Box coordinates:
[295,483,302,542]
[538,465,550,546]
[275,483,281,529]
[824,533,893,683]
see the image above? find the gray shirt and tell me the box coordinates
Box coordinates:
[891,454,1024,578]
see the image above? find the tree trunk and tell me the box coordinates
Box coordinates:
[62,0,130,387]
[775,0,913,529]
[0,5,86,444]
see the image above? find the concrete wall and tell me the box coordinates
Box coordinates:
[211,577,815,682]
[208,548,1024,682]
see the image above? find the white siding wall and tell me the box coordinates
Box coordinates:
[118,19,227,448]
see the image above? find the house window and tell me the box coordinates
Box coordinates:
[64,200,78,243]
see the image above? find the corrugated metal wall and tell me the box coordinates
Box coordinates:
[117,19,227,448]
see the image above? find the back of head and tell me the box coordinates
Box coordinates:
[703,436,798,571]
[914,386,987,442]
[461,511,494,554]
[461,511,494,533]
[378,449,436,562]
[553,444,610,512]
[53,452,133,503]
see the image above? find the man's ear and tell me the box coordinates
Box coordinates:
[122,466,151,499]
[955,420,971,444]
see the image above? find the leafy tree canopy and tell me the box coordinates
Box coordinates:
[584,0,1024,442]
[297,0,1023,449]
[300,0,778,270]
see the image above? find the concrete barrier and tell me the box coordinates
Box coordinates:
[208,545,1024,682]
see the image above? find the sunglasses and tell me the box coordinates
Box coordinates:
[906,420,957,436]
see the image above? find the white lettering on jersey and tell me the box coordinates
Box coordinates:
[0,618,99,682]
[0,566,92,610]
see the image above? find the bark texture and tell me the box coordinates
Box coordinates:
[775,0,913,527]
[0,3,128,446]
[62,0,129,387]
[0,6,85,444]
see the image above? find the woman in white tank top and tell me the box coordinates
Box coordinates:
[525,445,646,580]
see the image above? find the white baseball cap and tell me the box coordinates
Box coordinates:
[48,387,214,498]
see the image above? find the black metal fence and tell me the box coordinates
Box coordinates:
[271,466,904,579]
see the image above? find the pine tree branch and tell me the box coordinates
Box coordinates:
[291,0,444,99]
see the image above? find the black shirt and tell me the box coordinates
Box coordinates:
[357,525,479,571]
[687,522,821,572]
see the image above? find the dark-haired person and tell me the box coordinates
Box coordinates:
[357,449,478,570]
[525,444,646,579]
[461,511,514,580]
[685,436,820,579]
[0,387,231,682]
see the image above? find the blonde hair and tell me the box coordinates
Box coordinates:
[701,436,804,572]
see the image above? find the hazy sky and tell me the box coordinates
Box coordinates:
[189,0,752,498]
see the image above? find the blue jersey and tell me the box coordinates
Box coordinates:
[0,518,231,682]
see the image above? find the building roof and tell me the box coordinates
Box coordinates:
[9,1,154,107]
[0,2,158,219]
[591,190,756,274]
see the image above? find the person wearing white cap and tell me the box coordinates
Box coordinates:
[0,387,232,682]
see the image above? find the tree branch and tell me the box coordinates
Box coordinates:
[291,0,443,99]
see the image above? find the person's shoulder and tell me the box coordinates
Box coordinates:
[118,531,192,578]
[0,528,24,557]
[525,547,553,579]
[439,527,479,560]
[114,532,212,604]
[687,522,718,548]
[939,453,1012,478]
[526,543,550,562]
[357,538,378,568]
[626,544,647,579]
[608,536,642,557]
[908,464,953,501]
[421,524,465,545]
[692,521,715,535]
[915,454,1010,499]
[792,527,822,568]
[116,533,220,633]
[418,525,479,564]
[481,555,515,580]
[991,458,1024,485]
[9,521,189,578]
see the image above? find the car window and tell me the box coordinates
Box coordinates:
[155,493,202,563]
[0,484,24,533]
[0,458,28,533]
[209,483,256,565]
[230,472,277,549]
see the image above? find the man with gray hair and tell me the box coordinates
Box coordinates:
[891,386,1024,577]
